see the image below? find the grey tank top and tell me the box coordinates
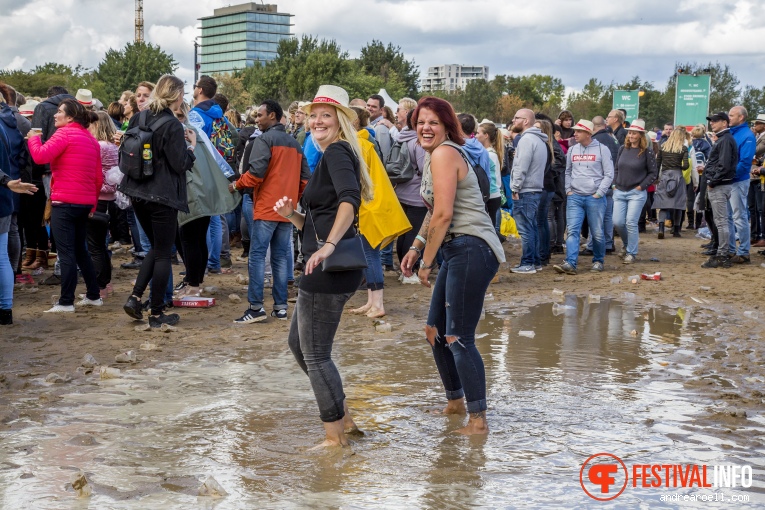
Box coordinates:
[421,141,506,263]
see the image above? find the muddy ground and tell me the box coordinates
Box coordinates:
[2,225,764,427]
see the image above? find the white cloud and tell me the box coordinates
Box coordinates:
[3,56,26,71]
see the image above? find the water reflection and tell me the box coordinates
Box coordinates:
[0,297,763,508]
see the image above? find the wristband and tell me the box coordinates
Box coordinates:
[409,246,421,256]
[415,235,427,245]
[285,211,294,219]
[231,181,237,191]
[421,260,435,270]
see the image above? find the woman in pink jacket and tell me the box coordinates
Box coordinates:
[27,98,103,313]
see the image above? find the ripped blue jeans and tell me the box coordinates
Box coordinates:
[426,235,499,413]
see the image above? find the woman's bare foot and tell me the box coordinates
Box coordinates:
[365,307,385,318]
[350,303,372,314]
[343,400,362,435]
[309,418,349,449]
[435,398,466,415]
[455,411,489,435]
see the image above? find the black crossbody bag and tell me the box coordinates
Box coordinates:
[307,208,367,272]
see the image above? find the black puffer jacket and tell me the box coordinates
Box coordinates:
[118,109,196,212]
[705,130,739,187]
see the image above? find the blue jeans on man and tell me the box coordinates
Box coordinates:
[512,191,542,266]
[613,189,647,256]
[248,220,291,312]
[206,214,222,270]
[565,194,606,269]
[728,179,751,256]
[586,192,614,252]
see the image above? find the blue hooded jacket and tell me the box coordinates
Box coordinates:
[730,122,756,183]
[302,133,322,174]
[462,137,492,182]
[191,100,224,138]
[0,104,26,214]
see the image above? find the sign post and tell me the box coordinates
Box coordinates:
[674,74,711,127]
[613,90,639,124]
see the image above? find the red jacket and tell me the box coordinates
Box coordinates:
[28,122,102,211]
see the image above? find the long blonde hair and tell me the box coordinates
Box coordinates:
[479,122,504,169]
[146,75,184,114]
[663,125,687,154]
[90,111,116,142]
[335,109,374,202]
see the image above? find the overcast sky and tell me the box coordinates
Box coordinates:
[2,0,764,100]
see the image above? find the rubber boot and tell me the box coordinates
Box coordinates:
[0,309,12,325]
[672,225,682,238]
[658,222,665,239]
[21,248,36,269]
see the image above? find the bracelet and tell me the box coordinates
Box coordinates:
[409,246,421,256]
[415,235,427,245]
[326,240,336,247]
[421,261,435,270]
[285,211,294,219]
[231,181,237,191]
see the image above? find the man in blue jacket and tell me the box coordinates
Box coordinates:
[727,106,757,263]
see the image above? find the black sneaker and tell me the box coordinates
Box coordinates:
[271,309,287,320]
[233,307,267,324]
[121,258,143,270]
[701,255,731,269]
[220,257,233,269]
[123,295,143,320]
[149,312,180,328]
[701,247,718,256]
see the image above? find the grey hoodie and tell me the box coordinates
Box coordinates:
[510,127,548,194]
[565,138,614,197]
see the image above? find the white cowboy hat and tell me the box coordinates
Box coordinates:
[753,114,765,124]
[627,119,646,132]
[18,100,39,117]
[302,85,356,121]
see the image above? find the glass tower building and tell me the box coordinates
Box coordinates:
[199,3,293,75]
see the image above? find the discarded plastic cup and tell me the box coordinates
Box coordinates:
[588,294,601,304]
[99,366,121,379]
[628,275,640,284]
[610,276,623,285]
[622,292,636,303]
[744,311,759,320]
[115,350,136,363]
[518,330,536,338]
[552,303,575,316]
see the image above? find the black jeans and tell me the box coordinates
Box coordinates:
[86,200,112,289]
[179,216,211,287]
[131,199,177,315]
[107,201,132,244]
[19,187,48,250]
[288,289,354,423]
[395,204,428,264]
[50,204,100,305]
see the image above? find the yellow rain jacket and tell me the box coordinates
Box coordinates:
[358,129,411,248]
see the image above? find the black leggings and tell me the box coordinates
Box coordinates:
[179,216,211,287]
[705,207,718,248]
[396,204,429,264]
[19,186,48,250]
[487,197,502,231]
[86,200,112,289]
[131,198,177,315]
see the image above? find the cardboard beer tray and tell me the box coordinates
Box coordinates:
[172,297,216,308]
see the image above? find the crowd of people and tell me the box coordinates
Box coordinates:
[0,73,761,444]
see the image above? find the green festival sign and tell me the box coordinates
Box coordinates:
[674,74,711,127]
[612,90,639,123]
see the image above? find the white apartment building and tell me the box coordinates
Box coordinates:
[421,64,490,92]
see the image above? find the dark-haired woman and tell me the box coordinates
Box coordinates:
[27,98,103,312]
[401,97,505,435]
[120,75,196,328]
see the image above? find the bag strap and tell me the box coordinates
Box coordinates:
[138,110,173,133]
[306,206,359,242]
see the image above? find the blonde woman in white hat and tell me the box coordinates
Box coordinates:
[612,120,658,264]
[274,85,373,448]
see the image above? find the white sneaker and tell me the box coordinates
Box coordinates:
[44,304,75,313]
[401,274,420,284]
[76,297,104,307]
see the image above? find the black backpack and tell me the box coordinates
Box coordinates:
[119,110,174,181]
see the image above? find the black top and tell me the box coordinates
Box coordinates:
[656,146,689,172]
[118,109,196,212]
[614,146,659,191]
[298,140,362,294]
[705,130,739,187]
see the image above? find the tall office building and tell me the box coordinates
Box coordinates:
[421,64,490,92]
[198,3,293,75]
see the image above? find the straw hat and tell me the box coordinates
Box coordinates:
[297,101,310,112]
[626,119,646,132]
[75,89,93,105]
[571,119,594,133]
[752,114,765,125]
[302,85,356,120]
[647,131,657,141]
[18,100,39,117]
[479,118,495,126]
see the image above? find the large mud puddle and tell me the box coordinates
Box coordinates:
[1,295,764,508]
